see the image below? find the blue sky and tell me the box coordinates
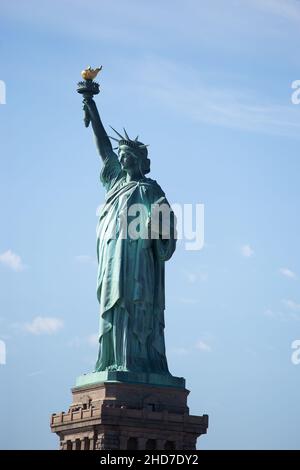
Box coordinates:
[1,0,300,449]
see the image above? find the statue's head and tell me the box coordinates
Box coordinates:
[109,127,151,176]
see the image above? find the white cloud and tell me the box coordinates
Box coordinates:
[2,2,300,137]
[183,269,208,283]
[195,340,212,352]
[28,370,44,377]
[289,313,300,321]
[24,316,63,335]
[170,347,190,356]
[170,337,213,356]
[185,271,197,283]
[68,337,82,348]
[263,307,300,321]
[282,299,300,311]
[69,334,99,348]
[2,0,298,53]
[263,308,276,318]
[0,250,25,272]
[279,267,297,279]
[75,255,97,266]
[241,244,254,257]
[87,334,98,347]
[132,56,300,138]
[251,0,300,24]
[263,308,285,320]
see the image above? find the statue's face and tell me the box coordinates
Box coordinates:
[118,146,139,172]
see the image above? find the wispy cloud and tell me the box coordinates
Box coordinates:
[2,0,298,51]
[263,308,286,321]
[184,271,197,284]
[68,334,98,348]
[251,0,300,24]
[87,334,98,347]
[0,250,25,272]
[24,316,64,335]
[171,337,213,356]
[279,267,297,279]
[241,244,254,258]
[263,308,276,318]
[75,255,97,266]
[170,347,190,356]
[282,299,300,311]
[2,2,299,137]
[263,307,300,321]
[183,269,208,283]
[132,56,300,138]
[195,340,212,352]
[28,370,44,377]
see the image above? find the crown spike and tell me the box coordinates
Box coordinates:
[109,126,125,140]
[123,128,130,140]
[108,135,120,142]
[139,144,149,148]
[135,135,139,141]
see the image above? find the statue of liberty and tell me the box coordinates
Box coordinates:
[79,69,177,376]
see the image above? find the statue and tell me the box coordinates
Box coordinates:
[77,67,177,376]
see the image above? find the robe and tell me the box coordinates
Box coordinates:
[95,154,176,374]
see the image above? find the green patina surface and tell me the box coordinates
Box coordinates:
[77,83,180,386]
[75,371,185,389]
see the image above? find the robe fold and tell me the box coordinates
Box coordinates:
[95,154,176,373]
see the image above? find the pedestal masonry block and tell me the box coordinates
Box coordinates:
[50,373,208,450]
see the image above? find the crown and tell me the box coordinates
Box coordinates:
[108,127,149,155]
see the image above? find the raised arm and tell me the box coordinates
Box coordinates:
[83,97,115,162]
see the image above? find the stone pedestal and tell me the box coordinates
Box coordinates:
[50,375,208,450]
